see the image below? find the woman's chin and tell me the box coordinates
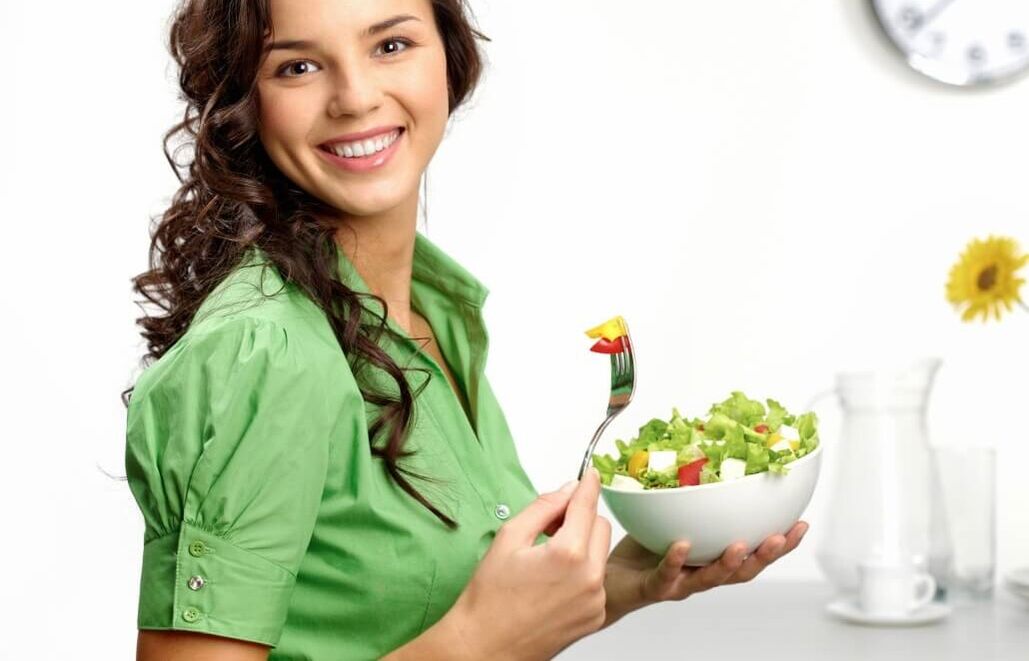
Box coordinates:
[323,188,413,218]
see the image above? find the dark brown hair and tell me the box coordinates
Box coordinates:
[123,0,490,529]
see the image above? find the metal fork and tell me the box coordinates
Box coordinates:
[577,324,637,480]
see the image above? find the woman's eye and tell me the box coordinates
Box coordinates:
[277,60,321,78]
[377,37,413,57]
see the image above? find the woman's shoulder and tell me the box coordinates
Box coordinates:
[191,245,326,330]
[133,248,352,401]
[133,314,351,408]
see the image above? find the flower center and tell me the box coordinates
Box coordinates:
[977,264,998,292]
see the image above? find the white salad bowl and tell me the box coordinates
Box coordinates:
[600,444,823,565]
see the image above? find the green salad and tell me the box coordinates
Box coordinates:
[592,391,820,490]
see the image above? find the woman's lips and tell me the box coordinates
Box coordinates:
[315,128,404,173]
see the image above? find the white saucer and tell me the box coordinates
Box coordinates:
[826,597,952,626]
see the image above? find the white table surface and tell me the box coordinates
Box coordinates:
[558,581,1029,660]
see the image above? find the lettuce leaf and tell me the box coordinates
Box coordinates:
[709,391,766,427]
[745,442,770,475]
[592,453,619,485]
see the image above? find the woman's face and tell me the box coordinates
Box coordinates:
[256,0,449,219]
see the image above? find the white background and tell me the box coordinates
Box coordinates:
[3,0,1028,657]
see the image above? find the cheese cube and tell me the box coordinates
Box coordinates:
[720,457,747,481]
[648,450,678,472]
[610,474,645,491]
[770,439,793,453]
[779,424,800,442]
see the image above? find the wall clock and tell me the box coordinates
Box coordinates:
[871,0,1029,87]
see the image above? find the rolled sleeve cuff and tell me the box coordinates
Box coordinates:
[137,522,297,648]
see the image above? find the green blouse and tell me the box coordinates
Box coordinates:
[125,232,543,660]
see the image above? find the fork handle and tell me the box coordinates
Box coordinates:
[577,412,620,481]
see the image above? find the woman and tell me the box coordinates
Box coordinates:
[125,1,808,659]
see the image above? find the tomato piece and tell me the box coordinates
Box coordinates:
[677,457,708,487]
[628,450,649,477]
[589,337,625,354]
[754,424,769,434]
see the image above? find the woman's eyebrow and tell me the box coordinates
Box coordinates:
[264,14,422,52]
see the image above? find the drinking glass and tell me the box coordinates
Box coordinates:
[932,445,996,602]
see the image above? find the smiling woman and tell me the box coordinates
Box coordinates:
[126,0,807,659]
[126,0,526,659]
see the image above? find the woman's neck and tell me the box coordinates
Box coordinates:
[330,194,420,334]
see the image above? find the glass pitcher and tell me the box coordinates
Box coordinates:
[814,357,953,600]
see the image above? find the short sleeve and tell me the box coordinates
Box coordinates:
[124,316,336,647]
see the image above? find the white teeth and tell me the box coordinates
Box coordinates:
[328,129,400,158]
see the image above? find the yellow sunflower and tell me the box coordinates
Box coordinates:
[946,235,1028,322]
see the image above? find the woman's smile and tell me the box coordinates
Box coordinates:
[316,126,406,173]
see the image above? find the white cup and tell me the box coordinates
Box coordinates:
[857,560,936,616]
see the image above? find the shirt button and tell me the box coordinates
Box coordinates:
[494,503,511,520]
[182,607,202,623]
[188,541,207,557]
[188,575,206,591]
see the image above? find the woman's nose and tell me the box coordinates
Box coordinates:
[326,63,383,118]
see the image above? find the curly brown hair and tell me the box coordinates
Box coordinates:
[122,0,490,529]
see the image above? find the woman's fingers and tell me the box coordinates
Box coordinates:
[588,514,612,565]
[552,468,602,551]
[686,542,748,592]
[541,513,567,538]
[656,541,692,584]
[728,535,786,583]
[782,521,809,554]
[727,522,809,584]
[500,480,578,547]
[649,522,814,602]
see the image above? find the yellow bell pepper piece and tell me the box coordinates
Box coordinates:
[766,432,782,448]
[628,450,649,478]
[585,316,628,342]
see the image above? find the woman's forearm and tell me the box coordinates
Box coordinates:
[381,605,486,661]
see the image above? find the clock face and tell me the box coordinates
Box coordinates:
[871,0,1029,87]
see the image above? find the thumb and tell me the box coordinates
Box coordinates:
[498,480,578,547]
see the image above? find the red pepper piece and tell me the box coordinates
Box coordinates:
[754,424,769,434]
[677,457,709,487]
[589,337,625,354]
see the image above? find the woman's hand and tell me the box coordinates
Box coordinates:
[601,522,809,628]
[439,468,611,661]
